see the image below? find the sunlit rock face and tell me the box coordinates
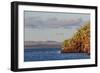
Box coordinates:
[62,23,90,54]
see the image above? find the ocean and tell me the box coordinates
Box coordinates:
[24,48,90,62]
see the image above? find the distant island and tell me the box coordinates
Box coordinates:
[24,41,62,49]
[62,22,90,54]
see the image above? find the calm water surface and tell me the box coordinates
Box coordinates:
[24,48,90,62]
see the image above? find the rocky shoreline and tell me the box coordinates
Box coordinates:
[61,23,90,55]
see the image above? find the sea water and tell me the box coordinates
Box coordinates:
[24,48,90,62]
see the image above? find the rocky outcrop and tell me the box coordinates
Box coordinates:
[62,22,90,54]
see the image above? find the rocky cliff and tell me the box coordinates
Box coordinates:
[62,22,90,54]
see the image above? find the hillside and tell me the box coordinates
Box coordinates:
[62,22,90,54]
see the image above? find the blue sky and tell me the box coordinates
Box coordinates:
[24,11,90,42]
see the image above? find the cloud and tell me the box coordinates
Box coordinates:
[25,17,84,29]
[24,11,90,29]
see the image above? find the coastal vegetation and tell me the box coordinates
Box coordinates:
[62,22,90,54]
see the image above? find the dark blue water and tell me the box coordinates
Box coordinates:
[24,48,90,62]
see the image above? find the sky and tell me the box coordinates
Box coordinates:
[24,11,90,42]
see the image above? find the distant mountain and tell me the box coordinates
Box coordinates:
[24,41,62,48]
